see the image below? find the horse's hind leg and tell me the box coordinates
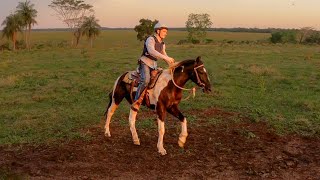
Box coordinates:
[104,92,119,137]
[129,109,140,145]
[104,74,127,137]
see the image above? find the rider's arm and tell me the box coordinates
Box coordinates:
[162,44,168,57]
[146,37,171,63]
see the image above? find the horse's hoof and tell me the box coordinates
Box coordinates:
[133,139,140,145]
[105,131,111,137]
[158,148,167,155]
[178,140,185,148]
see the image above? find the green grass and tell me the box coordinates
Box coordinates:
[0,30,319,144]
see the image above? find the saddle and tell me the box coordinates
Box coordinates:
[127,68,163,89]
[123,68,163,107]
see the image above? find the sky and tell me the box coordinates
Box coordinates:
[0,0,319,30]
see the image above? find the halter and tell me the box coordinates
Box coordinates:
[170,63,206,100]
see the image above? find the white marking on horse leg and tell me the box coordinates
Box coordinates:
[104,75,122,137]
[104,102,118,137]
[178,118,188,148]
[129,109,140,145]
[157,118,167,155]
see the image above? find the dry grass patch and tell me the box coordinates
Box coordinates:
[247,64,279,76]
[0,75,18,87]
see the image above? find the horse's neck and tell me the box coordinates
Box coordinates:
[171,69,190,88]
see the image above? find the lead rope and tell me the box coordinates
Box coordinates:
[170,68,196,101]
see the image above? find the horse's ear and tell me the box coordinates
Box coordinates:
[196,56,201,63]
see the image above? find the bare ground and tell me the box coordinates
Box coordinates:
[1,108,319,179]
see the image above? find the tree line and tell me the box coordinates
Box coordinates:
[2,1,320,51]
[270,27,320,44]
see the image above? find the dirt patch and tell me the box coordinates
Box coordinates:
[1,108,319,179]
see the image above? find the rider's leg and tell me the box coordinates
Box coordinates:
[131,62,151,111]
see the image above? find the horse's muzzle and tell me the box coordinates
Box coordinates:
[202,87,212,93]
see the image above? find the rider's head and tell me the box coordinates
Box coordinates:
[154,22,168,40]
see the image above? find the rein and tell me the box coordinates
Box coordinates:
[170,64,205,100]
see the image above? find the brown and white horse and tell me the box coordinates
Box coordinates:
[104,56,212,155]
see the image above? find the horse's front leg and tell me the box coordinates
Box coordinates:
[157,104,167,155]
[129,109,140,145]
[157,118,166,155]
[178,118,188,147]
[167,105,188,148]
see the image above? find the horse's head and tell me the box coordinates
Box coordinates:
[191,56,212,93]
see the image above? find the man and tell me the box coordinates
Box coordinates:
[131,22,175,111]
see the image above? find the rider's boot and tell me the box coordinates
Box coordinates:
[131,88,147,111]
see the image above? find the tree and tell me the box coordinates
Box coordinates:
[185,13,213,43]
[298,27,314,44]
[16,0,38,49]
[49,0,94,47]
[1,13,23,51]
[134,19,158,41]
[80,15,101,48]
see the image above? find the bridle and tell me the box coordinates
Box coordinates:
[193,64,206,88]
[170,63,207,100]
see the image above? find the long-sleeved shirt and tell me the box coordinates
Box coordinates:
[140,35,171,69]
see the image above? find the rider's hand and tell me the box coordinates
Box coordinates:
[167,57,175,65]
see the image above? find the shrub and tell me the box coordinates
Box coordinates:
[15,40,26,49]
[270,32,282,43]
[177,39,189,45]
[57,40,68,48]
[205,39,213,44]
[270,30,297,44]
[191,39,200,44]
[305,32,320,44]
[0,42,10,51]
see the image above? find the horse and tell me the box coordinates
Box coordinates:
[104,56,212,155]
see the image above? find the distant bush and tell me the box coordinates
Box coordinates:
[57,40,68,48]
[240,40,251,44]
[305,32,320,44]
[0,42,10,51]
[177,39,202,45]
[270,30,297,44]
[191,39,200,44]
[34,43,45,49]
[32,40,69,49]
[15,40,26,50]
[270,32,282,43]
[204,39,213,44]
[177,39,189,45]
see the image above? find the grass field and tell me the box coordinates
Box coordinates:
[0,30,319,145]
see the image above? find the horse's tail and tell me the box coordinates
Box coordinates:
[104,74,123,117]
[104,92,113,117]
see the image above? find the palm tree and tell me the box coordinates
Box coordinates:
[16,0,37,49]
[81,16,101,48]
[1,13,23,51]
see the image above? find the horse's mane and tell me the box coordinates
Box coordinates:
[169,59,195,70]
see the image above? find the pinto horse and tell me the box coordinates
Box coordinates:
[104,56,211,155]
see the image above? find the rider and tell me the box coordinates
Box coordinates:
[131,22,175,111]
